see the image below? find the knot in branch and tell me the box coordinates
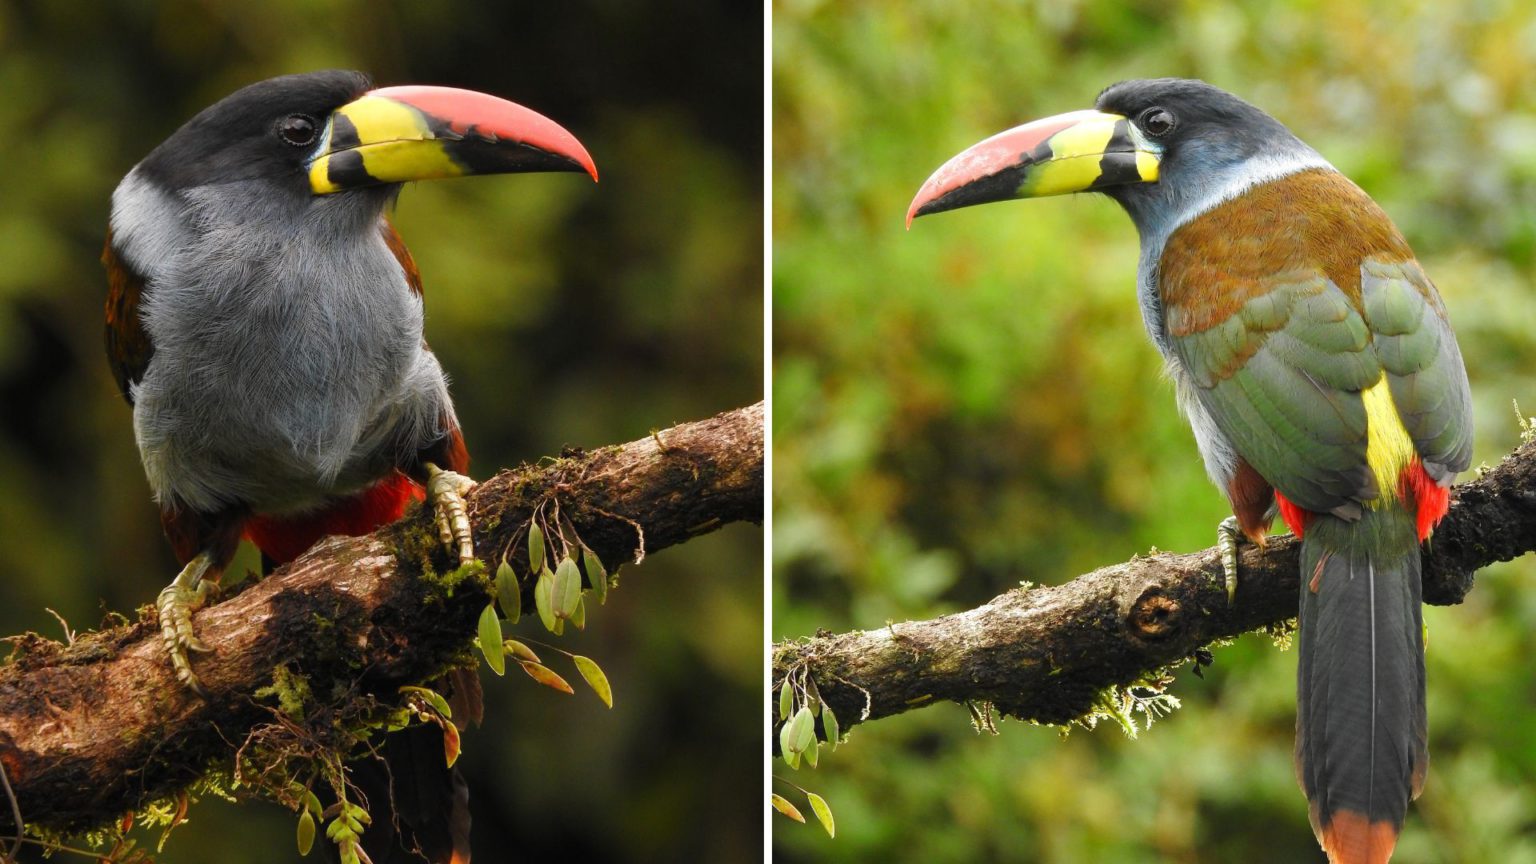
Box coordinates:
[1127,588,1182,641]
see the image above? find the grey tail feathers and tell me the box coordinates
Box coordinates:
[1295,506,1426,861]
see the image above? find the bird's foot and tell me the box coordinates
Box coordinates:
[1217,516,1244,606]
[427,463,477,564]
[157,552,215,695]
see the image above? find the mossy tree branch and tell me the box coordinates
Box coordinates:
[0,402,762,835]
[773,437,1536,745]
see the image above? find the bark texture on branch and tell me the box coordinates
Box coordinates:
[774,437,1536,741]
[0,402,762,834]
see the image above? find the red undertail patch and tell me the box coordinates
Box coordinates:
[244,471,424,565]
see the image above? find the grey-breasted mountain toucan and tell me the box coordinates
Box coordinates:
[104,69,597,864]
[909,78,1472,864]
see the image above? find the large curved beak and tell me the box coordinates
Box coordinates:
[309,85,598,195]
[906,110,1158,228]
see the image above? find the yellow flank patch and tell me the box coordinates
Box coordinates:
[1361,374,1415,506]
[1020,117,1115,198]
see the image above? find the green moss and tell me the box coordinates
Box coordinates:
[417,557,488,599]
[1073,668,1185,739]
[254,664,314,722]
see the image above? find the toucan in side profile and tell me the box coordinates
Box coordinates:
[908,78,1472,863]
[104,70,597,863]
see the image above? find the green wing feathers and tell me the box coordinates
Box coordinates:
[1171,275,1379,515]
[1166,257,1471,514]
[1360,259,1473,480]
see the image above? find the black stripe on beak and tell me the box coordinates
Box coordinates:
[1090,119,1143,189]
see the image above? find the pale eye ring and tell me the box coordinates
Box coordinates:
[1139,107,1176,138]
[277,114,318,147]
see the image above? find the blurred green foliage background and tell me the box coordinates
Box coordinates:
[774,1,1536,861]
[0,1,761,862]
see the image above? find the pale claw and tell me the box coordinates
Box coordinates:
[426,463,477,564]
[1217,516,1243,606]
[158,552,214,695]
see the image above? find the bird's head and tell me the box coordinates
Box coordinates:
[907,78,1325,239]
[114,70,596,241]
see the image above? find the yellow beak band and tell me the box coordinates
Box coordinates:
[1019,111,1160,197]
[309,94,461,194]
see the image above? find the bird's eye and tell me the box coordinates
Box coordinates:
[1139,108,1176,137]
[277,114,318,147]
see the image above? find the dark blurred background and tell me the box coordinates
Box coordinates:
[774,1,1536,862]
[0,1,762,862]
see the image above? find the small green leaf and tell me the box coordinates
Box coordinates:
[519,660,575,694]
[535,569,557,632]
[780,679,795,720]
[807,792,835,838]
[822,703,839,750]
[571,594,587,630]
[302,790,322,817]
[779,718,801,769]
[770,793,805,823]
[296,811,316,856]
[502,639,541,664]
[583,546,608,604]
[495,559,520,624]
[789,706,815,754]
[572,655,613,708]
[804,738,819,767]
[528,522,546,572]
[477,604,505,676]
[553,556,582,619]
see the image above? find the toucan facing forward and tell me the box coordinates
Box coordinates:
[104,70,597,863]
[909,79,1472,863]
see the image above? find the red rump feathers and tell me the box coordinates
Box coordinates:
[1275,490,1313,540]
[1401,459,1450,542]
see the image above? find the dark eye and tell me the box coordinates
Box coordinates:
[1139,108,1176,138]
[277,114,317,147]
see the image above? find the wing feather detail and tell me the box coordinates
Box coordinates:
[1159,170,1472,516]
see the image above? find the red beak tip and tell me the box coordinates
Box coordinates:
[905,194,927,230]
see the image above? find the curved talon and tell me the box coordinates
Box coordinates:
[1217,516,1242,606]
[158,553,214,695]
[426,463,477,564]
